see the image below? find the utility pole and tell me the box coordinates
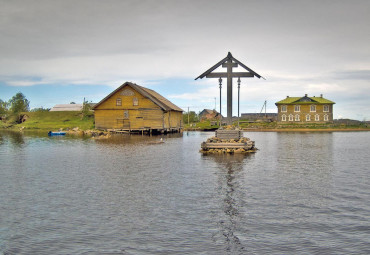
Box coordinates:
[187,107,190,125]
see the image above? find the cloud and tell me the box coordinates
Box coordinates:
[1,0,370,119]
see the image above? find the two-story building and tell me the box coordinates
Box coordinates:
[93,82,183,132]
[275,94,335,123]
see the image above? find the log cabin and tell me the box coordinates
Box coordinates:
[93,82,183,133]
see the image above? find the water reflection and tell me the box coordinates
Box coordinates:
[93,132,183,145]
[203,153,252,253]
[3,130,25,146]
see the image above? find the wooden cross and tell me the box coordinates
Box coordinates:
[195,52,264,125]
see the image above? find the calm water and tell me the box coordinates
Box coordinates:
[0,130,369,254]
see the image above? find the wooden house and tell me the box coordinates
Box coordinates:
[275,94,335,123]
[93,82,183,132]
[199,109,222,121]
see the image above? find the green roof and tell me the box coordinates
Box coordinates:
[275,96,335,105]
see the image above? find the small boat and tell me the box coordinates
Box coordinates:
[48,131,66,136]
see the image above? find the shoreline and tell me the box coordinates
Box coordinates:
[184,128,370,132]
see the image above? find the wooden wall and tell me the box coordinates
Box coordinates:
[94,86,182,130]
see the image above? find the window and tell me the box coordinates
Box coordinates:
[294,105,300,112]
[281,114,286,121]
[281,105,287,112]
[295,114,300,121]
[310,105,316,112]
[306,114,311,121]
[324,105,329,112]
[315,114,320,121]
[124,110,129,119]
[116,98,122,106]
[133,97,139,106]
[324,114,329,121]
[289,114,293,121]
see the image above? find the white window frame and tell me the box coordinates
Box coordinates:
[295,114,300,121]
[315,114,320,121]
[281,114,286,121]
[116,98,122,106]
[281,105,287,112]
[133,97,139,106]
[324,114,329,121]
[323,105,329,112]
[294,105,300,112]
[306,114,311,121]
[310,105,316,112]
[289,114,293,121]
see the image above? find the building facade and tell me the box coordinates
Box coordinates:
[93,82,183,132]
[275,94,335,123]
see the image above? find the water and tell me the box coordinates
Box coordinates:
[0,130,369,254]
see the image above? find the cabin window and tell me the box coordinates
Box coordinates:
[116,98,122,106]
[310,105,316,112]
[281,114,286,121]
[295,114,300,121]
[306,114,311,121]
[289,114,293,121]
[294,105,300,112]
[324,105,329,112]
[124,110,129,119]
[281,105,287,112]
[324,114,329,121]
[133,97,139,106]
[315,114,320,121]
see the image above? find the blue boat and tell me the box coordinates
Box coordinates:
[48,131,66,136]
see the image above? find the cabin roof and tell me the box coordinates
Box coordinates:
[92,82,183,112]
[200,109,216,115]
[275,96,335,105]
[50,104,83,111]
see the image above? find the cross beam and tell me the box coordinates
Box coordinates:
[195,52,264,125]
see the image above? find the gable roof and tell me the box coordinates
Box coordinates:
[275,96,335,105]
[50,104,83,111]
[92,82,183,112]
[199,109,215,115]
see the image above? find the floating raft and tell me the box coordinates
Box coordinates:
[200,129,257,154]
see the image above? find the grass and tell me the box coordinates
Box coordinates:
[183,119,370,131]
[1,111,95,131]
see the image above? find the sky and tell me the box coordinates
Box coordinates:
[1,0,369,120]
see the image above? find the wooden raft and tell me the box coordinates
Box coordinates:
[201,141,255,150]
[215,129,243,140]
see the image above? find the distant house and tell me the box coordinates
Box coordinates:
[275,94,335,123]
[92,82,183,132]
[241,113,277,122]
[50,104,83,111]
[199,109,222,121]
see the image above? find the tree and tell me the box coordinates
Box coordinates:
[8,92,30,115]
[0,99,8,118]
[183,111,199,124]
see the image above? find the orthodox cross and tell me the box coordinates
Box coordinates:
[195,52,264,125]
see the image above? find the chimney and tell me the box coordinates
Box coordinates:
[305,94,308,97]
[320,94,323,98]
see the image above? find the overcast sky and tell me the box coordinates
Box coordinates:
[1,0,369,120]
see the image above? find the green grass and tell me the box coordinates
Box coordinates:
[1,111,95,130]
